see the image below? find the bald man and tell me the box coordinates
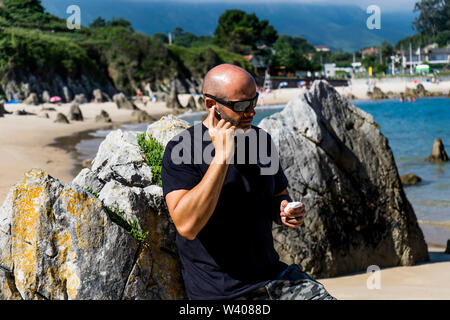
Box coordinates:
[161,64,335,300]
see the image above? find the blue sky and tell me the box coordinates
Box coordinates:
[127,0,418,12]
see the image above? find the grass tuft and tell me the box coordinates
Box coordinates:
[137,132,164,187]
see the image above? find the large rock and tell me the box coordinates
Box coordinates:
[131,109,153,123]
[166,80,183,109]
[68,103,83,121]
[0,100,5,117]
[63,86,72,103]
[400,173,422,186]
[426,138,449,162]
[54,113,70,124]
[185,95,196,109]
[23,93,39,105]
[72,123,186,298]
[1,115,189,299]
[368,87,388,100]
[93,89,103,103]
[196,95,205,110]
[113,93,137,110]
[0,169,137,299]
[95,110,111,123]
[259,80,428,278]
[42,90,50,103]
[74,93,88,104]
[145,114,190,147]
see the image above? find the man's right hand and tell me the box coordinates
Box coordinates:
[207,106,236,164]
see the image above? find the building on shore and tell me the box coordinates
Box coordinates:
[314,45,331,52]
[401,44,450,70]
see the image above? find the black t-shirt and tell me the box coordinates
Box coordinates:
[161,122,289,300]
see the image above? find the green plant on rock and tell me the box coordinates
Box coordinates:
[129,219,149,242]
[137,132,164,187]
[83,186,99,198]
[104,202,149,242]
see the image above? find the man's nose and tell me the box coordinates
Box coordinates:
[244,105,256,117]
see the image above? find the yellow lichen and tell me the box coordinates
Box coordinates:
[54,230,81,299]
[11,182,42,297]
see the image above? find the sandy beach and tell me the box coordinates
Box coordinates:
[1,88,449,300]
[0,99,173,202]
[335,77,450,100]
[319,245,450,300]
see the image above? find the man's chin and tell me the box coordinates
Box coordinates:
[239,120,253,129]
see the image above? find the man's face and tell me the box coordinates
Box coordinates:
[215,83,257,130]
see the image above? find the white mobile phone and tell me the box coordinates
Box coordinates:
[284,202,302,213]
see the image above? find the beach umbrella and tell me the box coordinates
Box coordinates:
[6,99,21,104]
[50,96,62,103]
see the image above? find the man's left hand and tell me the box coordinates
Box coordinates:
[279,200,306,228]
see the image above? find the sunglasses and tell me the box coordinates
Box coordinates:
[204,92,259,112]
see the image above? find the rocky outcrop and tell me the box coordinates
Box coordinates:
[54,113,70,124]
[13,110,35,116]
[23,93,39,105]
[185,95,196,109]
[259,80,428,278]
[145,115,190,147]
[93,89,103,103]
[196,95,205,110]
[42,91,50,103]
[131,110,153,123]
[0,100,5,117]
[74,94,88,104]
[0,170,137,300]
[166,80,183,109]
[405,84,431,98]
[0,116,188,299]
[1,74,116,102]
[426,138,449,162]
[63,86,72,103]
[95,110,111,123]
[400,173,422,186]
[368,87,388,100]
[68,103,83,121]
[113,93,137,110]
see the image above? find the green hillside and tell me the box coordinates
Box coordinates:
[0,0,253,98]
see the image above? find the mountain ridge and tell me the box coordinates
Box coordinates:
[42,0,417,52]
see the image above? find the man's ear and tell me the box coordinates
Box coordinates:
[205,97,215,109]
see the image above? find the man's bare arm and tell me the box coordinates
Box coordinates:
[165,161,229,240]
[165,107,236,240]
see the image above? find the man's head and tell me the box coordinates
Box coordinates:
[202,64,257,129]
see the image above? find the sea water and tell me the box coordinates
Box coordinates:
[76,98,450,226]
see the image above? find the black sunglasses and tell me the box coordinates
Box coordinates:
[204,92,259,112]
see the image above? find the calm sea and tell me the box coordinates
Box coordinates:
[75,98,450,227]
